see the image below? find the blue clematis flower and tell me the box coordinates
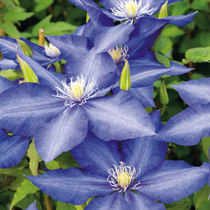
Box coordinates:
[0,47,155,163]
[0,37,61,70]
[26,111,209,209]
[0,76,30,169]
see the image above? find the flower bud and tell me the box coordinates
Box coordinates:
[158,1,168,19]
[16,38,33,57]
[119,59,131,91]
[160,80,169,106]
[17,54,38,83]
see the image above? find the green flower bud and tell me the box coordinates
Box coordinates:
[16,38,33,57]
[17,54,38,83]
[158,1,168,19]
[119,59,131,91]
[160,80,169,106]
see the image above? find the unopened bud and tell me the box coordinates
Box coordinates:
[158,1,168,19]
[17,54,38,83]
[160,80,169,106]
[119,59,131,91]
[16,38,33,57]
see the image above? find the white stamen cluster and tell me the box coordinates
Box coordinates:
[107,162,141,192]
[54,75,99,114]
[108,45,129,64]
[45,43,61,58]
[111,0,151,23]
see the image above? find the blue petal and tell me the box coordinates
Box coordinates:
[26,167,112,205]
[149,110,164,132]
[0,59,19,70]
[46,35,92,63]
[0,134,29,168]
[35,105,88,162]
[154,104,210,145]
[18,48,65,90]
[121,138,167,179]
[0,76,14,93]
[85,192,130,210]
[125,191,166,210]
[94,23,134,53]
[172,78,210,106]
[83,91,156,141]
[164,12,197,27]
[71,132,120,177]
[167,60,192,76]
[24,201,38,210]
[137,160,209,203]
[0,83,65,135]
[68,0,97,10]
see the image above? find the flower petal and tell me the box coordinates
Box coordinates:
[0,75,14,93]
[83,91,156,140]
[26,167,112,205]
[85,192,130,210]
[71,132,120,177]
[137,160,209,203]
[35,105,88,162]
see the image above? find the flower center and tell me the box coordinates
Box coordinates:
[107,162,141,192]
[44,43,61,58]
[108,45,129,65]
[53,75,99,114]
[111,0,150,23]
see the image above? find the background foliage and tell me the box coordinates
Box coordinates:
[0,0,210,209]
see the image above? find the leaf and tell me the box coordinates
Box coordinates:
[55,152,79,169]
[0,158,28,175]
[0,21,20,38]
[199,31,210,47]
[32,15,52,36]
[163,25,185,38]
[46,160,60,170]
[195,184,210,210]
[44,21,77,35]
[165,198,192,210]
[3,11,34,22]
[34,0,54,12]
[155,51,170,68]
[194,12,209,30]
[171,1,190,16]
[56,201,76,210]
[182,47,210,64]
[27,139,40,176]
[1,69,23,81]
[201,136,210,159]
[10,179,39,210]
[191,0,210,12]
[152,33,167,52]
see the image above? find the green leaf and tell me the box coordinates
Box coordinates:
[182,47,210,64]
[56,201,76,210]
[163,25,185,38]
[10,179,39,210]
[195,184,210,210]
[201,136,210,159]
[34,0,54,12]
[0,21,20,38]
[0,69,23,81]
[165,198,192,210]
[32,14,52,36]
[1,0,16,7]
[155,51,170,68]
[0,158,28,175]
[3,11,34,22]
[198,197,210,210]
[191,0,210,12]
[152,33,167,52]
[55,152,79,169]
[44,21,77,35]
[171,1,190,16]
[194,12,209,30]
[46,160,60,170]
[199,31,210,47]
[27,139,40,176]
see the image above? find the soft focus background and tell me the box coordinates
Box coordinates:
[0,0,210,209]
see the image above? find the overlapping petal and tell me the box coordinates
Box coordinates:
[26,167,112,205]
[83,91,156,140]
[137,160,209,203]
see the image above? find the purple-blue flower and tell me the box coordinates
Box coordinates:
[26,111,209,209]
